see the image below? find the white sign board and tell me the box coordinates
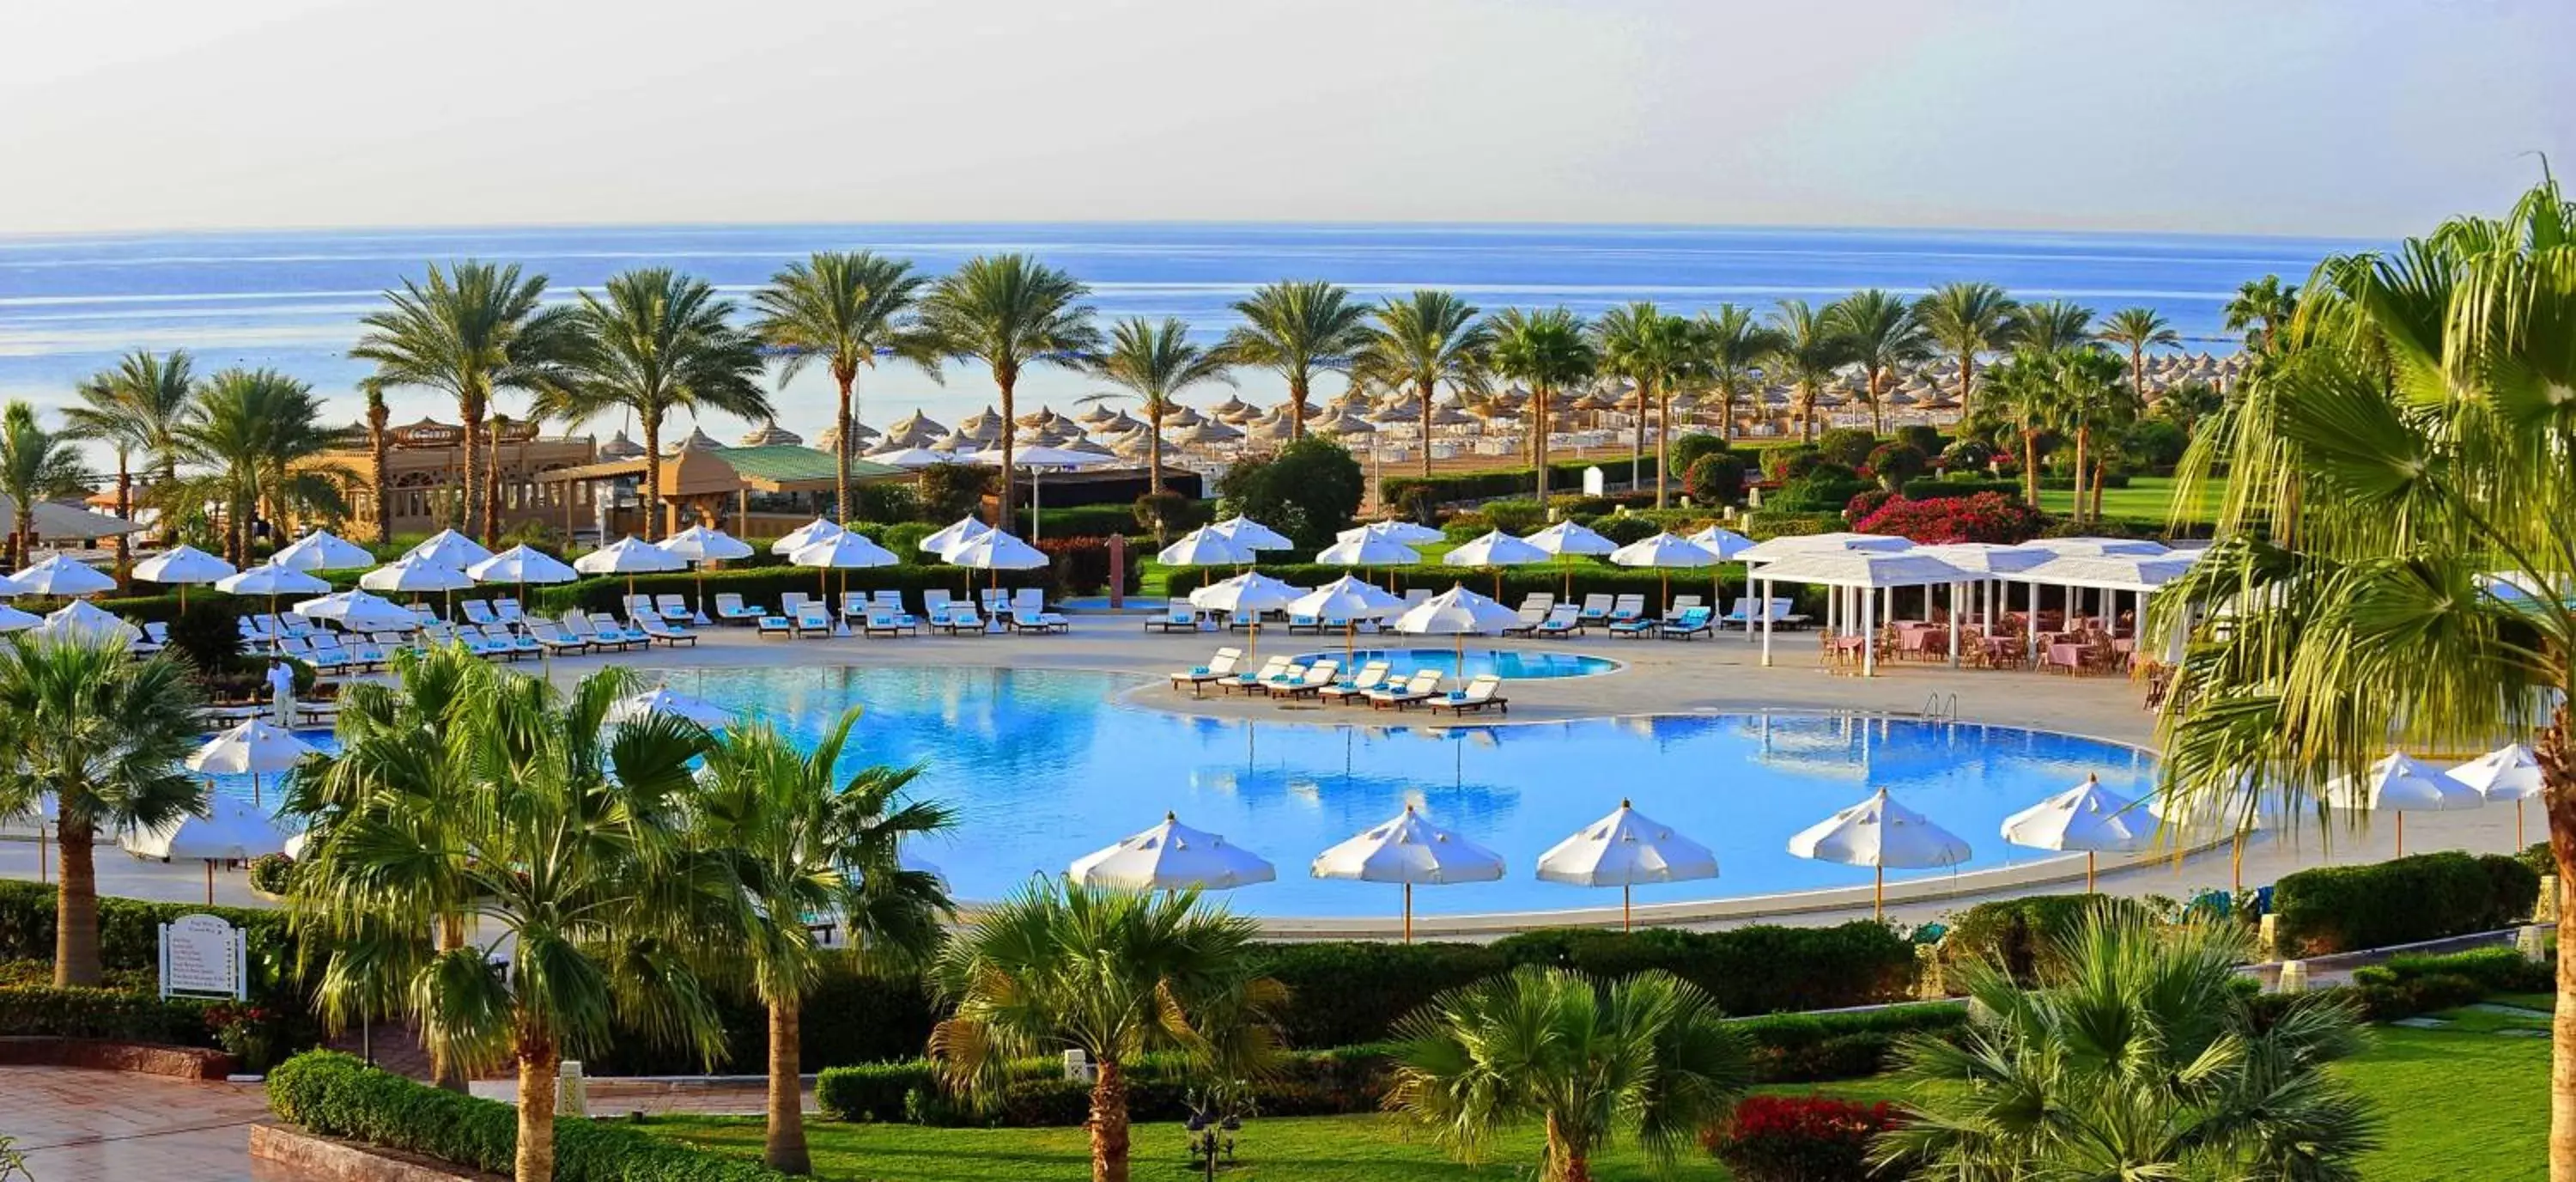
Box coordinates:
[1582,466,1606,497]
[160,913,246,1000]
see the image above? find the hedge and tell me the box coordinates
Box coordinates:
[1382,456,1662,509]
[0,880,297,974]
[1899,477,2022,502]
[1943,894,2165,984]
[2245,946,2556,1030]
[581,968,937,1076]
[1486,923,1918,1014]
[0,984,216,1045]
[2272,850,2540,955]
[267,1051,791,1182]
[1249,941,1509,1048]
[1741,510,1844,539]
[1732,1003,1969,1083]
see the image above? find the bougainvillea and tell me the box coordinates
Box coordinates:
[1704,1094,1905,1182]
[1854,490,2050,544]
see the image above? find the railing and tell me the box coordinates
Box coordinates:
[1920,692,1959,721]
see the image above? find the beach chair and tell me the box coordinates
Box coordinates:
[1012,588,1044,621]
[791,603,835,637]
[1321,661,1391,704]
[756,612,796,639]
[492,597,526,625]
[780,593,811,622]
[632,613,698,647]
[934,601,987,636]
[1764,597,1811,630]
[1224,606,1257,631]
[307,631,357,667]
[1427,673,1509,715]
[1145,599,1200,633]
[1502,600,1550,636]
[1517,592,1555,616]
[1607,612,1659,638]
[1721,597,1759,631]
[371,630,422,659]
[648,594,689,623]
[135,621,170,655]
[1008,601,1070,634]
[714,593,765,625]
[1577,594,1613,625]
[484,624,542,660]
[1267,659,1342,699]
[980,588,1010,618]
[243,614,277,641]
[347,637,390,669]
[1607,594,1646,624]
[1365,669,1443,710]
[1169,648,1242,696]
[276,613,316,639]
[1660,606,1715,639]
[872,589,904,613]
[1221,655,1291,695]
[621,594,656,623]
[1664,594,1704,623]
[527,618,588,655]
[862,606,920,637]
[1285,611,1324,634]
[588,612,652,648]
[1534,605,1583,637]
[839,591,871,620]
[462,600,500,628]
[922,589,952,620]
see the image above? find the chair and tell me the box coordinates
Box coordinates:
[1285,612,1324,634]
[527,618,588,655]
[1759,598,1811,631]
[1664,594,1704,623]
[1365,670,1443,710]
[980,588,1010,617]
[714,593,765,625]
[780,592,811,621]
[1577,593,1613,625]
[756,612,797,639]
[1426,673,1509,715]
[1659,606,1715,640]
[791,603,836,637]
[587,612,652,647]
[921,589,952,620]
[1250,661,1309,696]
[1721,597,1759,631]
[840,591,872,620]
[1224,606,1257,631]
[244,614,279,641]
[1534,605,1583,637]
[621,594,657,624]
[633,614,698,647]
[1011,589,1044,621]
[1502,600,1549,637]
[1221,655,1291,695]
[1266,659,1341,699]
[461,600,500,628]
[1008,603,1070,634]
[1607,594,1646,624]
[276,613,316,639]
[1607,612,1659,638]
[862,606,920,637]
[1169,648,1242,696]
[933,601,987,636]
[1145,599,1200,633]
[484,624,541,661]
[871,589,904,612]
[1321,661,1391,704]
[493,598,526,625]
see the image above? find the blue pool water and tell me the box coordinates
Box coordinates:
[569,666,2157,917]
[1290,648,1618,681]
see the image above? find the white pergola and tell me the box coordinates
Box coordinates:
[2006,552,2201,656]
[1734,532,1915,637]
[1751,551,1974,675]
[1914,543,2058,636]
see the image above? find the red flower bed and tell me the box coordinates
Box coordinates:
[1853,491,2049,545]
[1704,1094,1905,1182]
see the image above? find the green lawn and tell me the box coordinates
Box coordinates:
[646,1020,2543,1182]
[2036,475,2225,525]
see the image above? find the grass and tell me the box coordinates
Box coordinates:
[2035,475,2225,526]
[2341,1022,2550,1182]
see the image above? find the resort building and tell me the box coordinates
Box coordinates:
[301,417,598,538]
[538,428,907,537]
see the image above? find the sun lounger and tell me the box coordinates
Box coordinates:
[1759,597,1811,631]
[462,600,500,628]
[1577,594,1613,625]
[1170,648,1242,696]
[1286,612,1324,635]
[872,590,904,613]
[1225,606,1257,631]
[1721,597,1759,630]
[1008,605,1070,634]
[1426,673,1509,715]
[1145,599,1200,632]
[791,603,835,637]
[933,603,987,635]
[494,598,526,625]
[1660,606,1715,639]
[653,594,691,623]
[633,613,698,647]
[1502,600,1549,636]
[1268,659,1342,698]
[757,613,796,639]
[714,593,765,625]
[527,618,588,655]
[1012,588,1044,620]
[483,624,541,660]
[862,606,920,637]
[1607,594,1646,624]
[1534,605,1583,637]
[1664,594,1704,622]
[1365,669,1443,710]
[1321,661,1391,704]
[921,589,952,619]
[588,612,653,647]
[1249,661,1309,696]
[1222,655,1291,695]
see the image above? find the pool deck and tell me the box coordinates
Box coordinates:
[0,614,2534,936]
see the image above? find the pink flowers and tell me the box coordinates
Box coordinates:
[1854,492,2048,544]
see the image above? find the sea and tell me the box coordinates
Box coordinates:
[0,222,2376,447]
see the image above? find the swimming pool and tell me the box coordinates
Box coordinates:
[1289,648,1619,681]
[592,666,2159,917]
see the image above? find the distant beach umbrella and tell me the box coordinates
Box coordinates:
[465,546,579,606]
[772,517,846,556]
[2325,752,2481,857]
[124,792,291,904]
[356,555,471,619]
[270,529,376,572]
[1610,531,1723,612]
[223,563,334,598]
[866,446,952,469]
[1208,516,1295,551]
[1535,799,1718,930]
[11,555,116,598]
[1312,804,1505,941]
[133,545,236,608]
[1686,526,1755,560]
[2451,743,2545,846]
[1999,774,2152,892]
[658,526,756,623]
[789,531,899,633]
[1314,533,1419,570]
[1523,521,1618,596]
[576,535,688,606]
[1788,787,1971,918]
[1071,812,1275,892]
[1157,527,1257,568]
[186,719,318,807]
[404,528,494,570]
[0,604,39,632]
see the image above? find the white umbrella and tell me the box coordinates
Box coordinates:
[1999,774,2152,892]
[1313,533,1420,593]
[1338,521,1444,546]
[11,555,116,597]
[658,524,755,564]
[1686,526,1755,560]
[1443,529,1551,599]
[1312,804,1505,941]
[185,719,318,808]
[771,517,847,557]
[270,529,376,572]
[356,555,471,620]
[2451,743,2545,846]
[866,446,954,469]
[792,532,901,632]
[1788,787,1972,918]
[574,534,688,606]
[133,545,237,609]
[123,793,290,905]
[2325,752,2482,857]
[1209,516,1295,551]
[1157,527,1256,568]
[1287,575,1406,662]
[921,516,993,558]
[1523,520,1618,597]
[0,604,39,632]
[404,528,494,570]
[33,600,141,646]
[946,530,1048,571]
[1392,583,1522,667]
[467,546,580,616]
[1610,531,1722,613]
[1535,799,1718,930]
[292,589,421,634]
[218,561,337,624]
[605,685,730,729]
[1189,571,1307,661]
[1070,812,1276,892]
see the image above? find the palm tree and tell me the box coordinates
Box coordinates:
[0,638,203,986]
[2012,299,2097,356]
[167,370,343,565]
[1488,308,1595,502]
[753,253,941,523]
[359,383,393,544]
[1591,302,1692,503]
[2153,177,2576,1180]
[1357,290,1493,481]
[1915,281,2021,417]
[1984,350,2062,507]
[1692,304,1778,443]
[2095,306,2182,401]
[694,710,954,1173]
[2221,273,2300,353]
[2155,378,2226,437]
[292,665,729,1182]
[1877,906,2377,1179]
[1221,281,1371,445]
[2048,348,2129,524]
[0,403,94,570]
[932,881,1279,1182]
[1388,965,1751,1182]
[541,269,771,539]
[65,348,195,576]
[1762,300,1852,443]
[919,255,1102,533]
[349,261,580,545]
[1825,289,1931,434]
[1085,317,1235,540]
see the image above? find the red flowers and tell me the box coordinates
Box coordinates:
[1854,491,2048,545]
[1705,1094,1906,1181]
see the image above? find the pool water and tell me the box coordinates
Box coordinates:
[602,666,2160,917]
[1291,648,1619,681]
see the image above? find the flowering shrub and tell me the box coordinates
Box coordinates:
[205,1002,298,1072]
[1854,491,2049,545]
[246,853,296,896]
[1864,442,1927,490]
[1843,489,1898,523]
[1704,1094,1905,1182]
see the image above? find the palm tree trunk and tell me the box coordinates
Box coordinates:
[1545,1112,1589,1182]
[1655,385,1670,509]
[996,367,1019,534]
[433,912,470,1093]
[2071,428,2089,524]
[1286,376,1307,446]
[513,1037,558,1182]
[369,430,392,545]
[641,417,663,541]
[1419,383,1435,479]
[460,404,488,546]
[53,819,100,987]
[1798,387,1817,443]
[1869,370,1886,434]
[2533,716,2576,1182]
[765,998,810,1173]
[1630,386,1645,482]
[483,423,507,544]
[2021,431,2040,507]
[13,506,31,570]
[833,369,856,524]
[111,460,132,588]
[1534,387,1551,503]
[1088,1057,1131,1182]
[1957,356,1975,418]
[2092,461,2106,519]
[1146,409,1168,545]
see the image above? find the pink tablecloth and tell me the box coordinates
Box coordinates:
[2046,643,2086,672]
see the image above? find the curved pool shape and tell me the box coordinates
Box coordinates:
[609,667,2156,917]
[1291,648,1619,681]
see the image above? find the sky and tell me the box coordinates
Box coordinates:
[3,0,2568,238]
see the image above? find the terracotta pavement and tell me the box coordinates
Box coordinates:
[0,1066,313,1182]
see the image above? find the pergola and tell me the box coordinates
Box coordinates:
[1751,551,1973,675]
[2004,551,2201,660]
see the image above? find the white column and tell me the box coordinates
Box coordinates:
[2026,581,2040,648]
[1947,582,1962,667]
[1759,577,1775,666]
[1861,583,1878,677]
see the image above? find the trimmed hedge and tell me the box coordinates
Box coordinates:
[1249,941,1509,1048]
[1899,477,2022,501]
[1943,894,2166,983]
[268,1051,792,1182]
[2273,851,2539,955]
[0,880,296,974]
[817,1046,1394,1127]
[1382,457,1662,509]
[1734,1003,1968,1083]
[0,984,216,1045]
[582,968,936,1077]
[1487,923,1918,1014]
[2245,946,2556,1030]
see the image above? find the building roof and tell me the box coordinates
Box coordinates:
[715,445,901,483]
[539,444,902,493]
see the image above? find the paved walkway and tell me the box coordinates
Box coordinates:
[0,1066,306,1182]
